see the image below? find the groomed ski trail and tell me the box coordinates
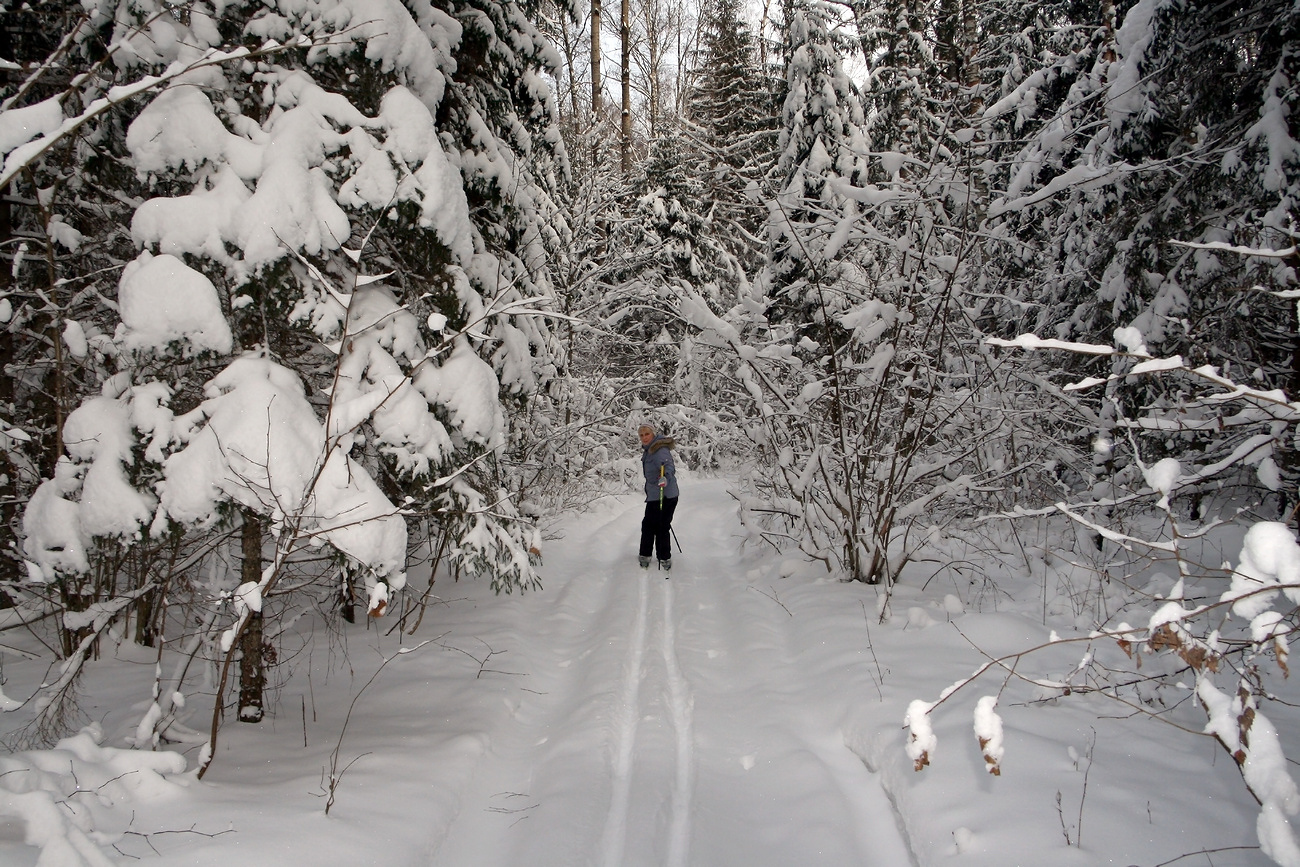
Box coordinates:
[599,565,651,866]
[426,478,909,867]
[660,577,695,867]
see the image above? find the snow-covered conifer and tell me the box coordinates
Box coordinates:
[766,0,868,316]
[684,0,779,273]
[4,0,570,748]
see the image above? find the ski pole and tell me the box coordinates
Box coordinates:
[659,465,665,510]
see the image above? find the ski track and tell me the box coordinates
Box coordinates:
[600,561,696,867]
[426,481,907,866]
[599,565,651,866]
[661,577,695,867]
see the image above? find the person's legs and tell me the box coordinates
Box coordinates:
[655,498,678,562]
[639,502,657,559]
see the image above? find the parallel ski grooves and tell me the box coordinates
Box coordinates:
[661,577,694,867]
[600,567,650,867]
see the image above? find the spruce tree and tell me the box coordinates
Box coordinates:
[979,0,1300,502]
[4,0,568,748]
[853,0,941,160]
[685,0,779,273]
[767,0,868,320]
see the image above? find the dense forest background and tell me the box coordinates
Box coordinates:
[3,0,1300,858]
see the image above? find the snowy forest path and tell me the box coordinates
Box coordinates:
[425,477,912,867]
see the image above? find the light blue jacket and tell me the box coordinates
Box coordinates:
[641,437,679,502]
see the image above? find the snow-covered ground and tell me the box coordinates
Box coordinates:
[0,476,1279,866]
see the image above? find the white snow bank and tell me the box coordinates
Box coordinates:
[0,725,187,866]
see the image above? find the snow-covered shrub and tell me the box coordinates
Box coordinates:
[907,310,1300,864]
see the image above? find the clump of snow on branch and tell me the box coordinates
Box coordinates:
[1224,523,1300,623]
[904,699,937,771]
[61,395,156,539]
[415,339,506,449]
[128,75,472,279]
[974,696,1004,776]
[331,286,453,474]
[219,581,265,653]
[115,252,233,356]
[248,0,460,107]
[157,355,407,586]
[0,96,65,155]
[1198,679,1300,866]
[22,469,90,580]
[125,85,246,176]
[1142,457,1180,511]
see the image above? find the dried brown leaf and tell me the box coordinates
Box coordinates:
[979,737,1001,776]
[1149,624,1182,652]
[1179,645,1209,671]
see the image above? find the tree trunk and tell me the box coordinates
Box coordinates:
[590,0,602,127]
[640,0,657,139]
[620,0,632,174]
[561,16,582,126]
[238,509,266,723]
[0,183,15,604]
[935,0,960,83]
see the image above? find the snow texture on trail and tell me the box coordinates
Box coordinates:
[661,577,695,867]
[424,477,910,867]
[599,566,651,867]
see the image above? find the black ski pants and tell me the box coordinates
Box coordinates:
[639,497,678,561]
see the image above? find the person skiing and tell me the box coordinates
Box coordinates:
[637,423,678,572]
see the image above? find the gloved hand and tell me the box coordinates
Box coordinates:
[658,477,667,487]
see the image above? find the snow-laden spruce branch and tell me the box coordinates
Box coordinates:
[0,13,398,189]
[4,42,258,189]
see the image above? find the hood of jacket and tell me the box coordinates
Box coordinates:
[645,436,675,453]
